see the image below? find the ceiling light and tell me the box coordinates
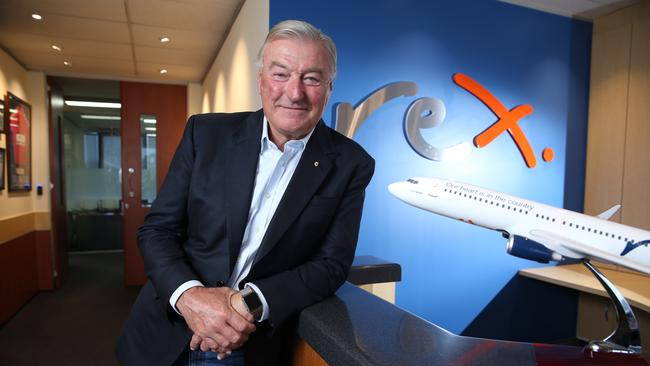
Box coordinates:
[51,45,62,51]
[63,61,72,66]
[80,115,121,120]
[65,100,121,109]
[32,14,42,20]
[145,127,157,131]
[159,69,168,74]
[142,118,157,124]
[159,36,170,43]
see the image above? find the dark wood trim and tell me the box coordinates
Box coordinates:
[0,232,39,324]
[35,231,54,290]
[46,76,69,289]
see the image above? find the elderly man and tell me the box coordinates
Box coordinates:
[116,20,374,366]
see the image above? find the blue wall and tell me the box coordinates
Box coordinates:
[271,0,591,333]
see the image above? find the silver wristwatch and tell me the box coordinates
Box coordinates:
[239,287,263,321]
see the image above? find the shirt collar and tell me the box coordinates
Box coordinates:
[261,116,316,151]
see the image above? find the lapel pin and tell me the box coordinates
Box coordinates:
[314,161,320,167]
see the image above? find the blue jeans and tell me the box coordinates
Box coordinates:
[175,348,245,366]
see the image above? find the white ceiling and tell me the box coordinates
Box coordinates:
[501,0,640,20]
[0,0,244,84]
[0,0,640,85]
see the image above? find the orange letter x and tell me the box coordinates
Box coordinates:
[453,73,537,168]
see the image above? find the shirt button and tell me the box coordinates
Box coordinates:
[265,193,271,199]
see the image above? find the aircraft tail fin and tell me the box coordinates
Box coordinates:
[597,205,621,220]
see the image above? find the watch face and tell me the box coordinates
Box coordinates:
[244,292,261,308]
[243,290,262,319]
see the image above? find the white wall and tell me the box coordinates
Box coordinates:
[187,82,202,117]
[0,48,49,224]
[28,72,50,214]
[201,0,269,113]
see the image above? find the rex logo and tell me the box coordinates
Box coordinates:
[333,73,554,168]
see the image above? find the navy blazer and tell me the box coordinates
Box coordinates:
[116,110,375,365]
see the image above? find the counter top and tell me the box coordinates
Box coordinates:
[299,283,533,365]
[298,282,650,365]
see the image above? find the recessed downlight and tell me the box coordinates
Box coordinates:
[159,36,170,43]
[63,61,72,66]
[159,69,168,74]
[32,13,43,20]
[51,45,62,52]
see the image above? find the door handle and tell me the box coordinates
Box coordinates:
[127,167,135,198]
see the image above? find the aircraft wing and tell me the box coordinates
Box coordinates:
[597,205,621,220]
[529,229,650,275]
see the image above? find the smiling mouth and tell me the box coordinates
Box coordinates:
[278,105,309,111]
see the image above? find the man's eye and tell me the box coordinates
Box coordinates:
[272,73,288,80]
[303,77,321,86]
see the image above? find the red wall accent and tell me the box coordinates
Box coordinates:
[0,230,53,324]
[35,231,54,290]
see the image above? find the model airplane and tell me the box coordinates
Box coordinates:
[388,177,650,275]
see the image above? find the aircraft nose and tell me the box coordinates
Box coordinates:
[387,181,407,199]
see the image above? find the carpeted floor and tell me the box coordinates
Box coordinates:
[0,251,141,366]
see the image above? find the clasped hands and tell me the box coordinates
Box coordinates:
[177,286,256,359]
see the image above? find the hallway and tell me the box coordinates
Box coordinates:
[0,252,140,366]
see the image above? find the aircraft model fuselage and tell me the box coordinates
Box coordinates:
[388,177,650,275]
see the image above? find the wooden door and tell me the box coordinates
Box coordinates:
[120,82,187,286]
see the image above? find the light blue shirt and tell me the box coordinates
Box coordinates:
[170,117,314,321]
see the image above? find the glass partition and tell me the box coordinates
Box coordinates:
[62,102,122,252]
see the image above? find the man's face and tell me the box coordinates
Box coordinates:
[258,38,333,143]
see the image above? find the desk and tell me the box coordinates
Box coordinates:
[520,264,650,349]
[68,210,122,251]
[348,255,401,304]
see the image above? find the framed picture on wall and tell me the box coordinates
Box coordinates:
[0,148,5,191]
[5,92,32,191]
[0,94,5,132]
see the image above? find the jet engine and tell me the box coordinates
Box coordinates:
[506,234,559,263]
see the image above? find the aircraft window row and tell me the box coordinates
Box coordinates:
[531,216,632,242]
[445,188,636,244]
[535,213,556,222]
[445,188,528,214]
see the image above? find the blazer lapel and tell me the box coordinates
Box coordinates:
[253,121,337,263]
[225,111,263,272]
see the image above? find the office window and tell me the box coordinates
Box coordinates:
[84,133,100,168]
[83,133,120,169]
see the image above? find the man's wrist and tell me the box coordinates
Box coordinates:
[171,280,205,315]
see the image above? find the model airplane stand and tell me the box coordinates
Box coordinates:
[582,259,643,355]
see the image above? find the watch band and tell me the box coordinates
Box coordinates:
[240,287,263,321]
